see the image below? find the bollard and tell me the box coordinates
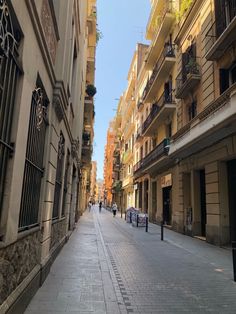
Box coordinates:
[130,212,132,223]
[145,215,148,232]
[121,209,123,219]
[137,214,139,227]
[125,211,126,221]
[161,221,164,241]
[232,241,236,282]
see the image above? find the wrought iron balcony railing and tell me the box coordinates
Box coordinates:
[135,126,143,141]
[146,0,174,40]
[175,58,201,98]
[142,44,175,101]
[142,90,175,135]
[134,138,170,173]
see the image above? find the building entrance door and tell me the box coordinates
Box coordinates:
[163,186,172,225]
[227,159,236,241]
[199,169,206,237]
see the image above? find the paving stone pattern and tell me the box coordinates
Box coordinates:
[25,206,236,313]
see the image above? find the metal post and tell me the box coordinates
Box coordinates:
[232,241,236,282]
[137,214,139,227]
[145,215,148,232]
[125,211,126,221]
[161,221,164,241]
[130,212,132,223]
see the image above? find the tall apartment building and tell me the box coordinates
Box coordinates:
[112,100,122,209]
[0,0,96,312]
[110,0,236,247]
[79,0,97,214]
[168,0,236,245]
[103,121,115,206]
[96,179,104,202]
[134,0,178,223]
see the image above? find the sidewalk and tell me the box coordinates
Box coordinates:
[116,211,233,281]
[25,208,122,314]
[25,206,236,313]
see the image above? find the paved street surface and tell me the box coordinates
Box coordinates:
[25,205,236,313]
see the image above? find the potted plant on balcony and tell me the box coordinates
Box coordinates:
[86,84,97,97]
[185,58,199,75]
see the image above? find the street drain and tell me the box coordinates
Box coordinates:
[106,246,134,313]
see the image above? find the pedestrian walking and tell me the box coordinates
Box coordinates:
[88,201,92,212]
[99,201,102,213]
[112,202,117,217]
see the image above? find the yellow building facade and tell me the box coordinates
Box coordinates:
[110,0,236,247]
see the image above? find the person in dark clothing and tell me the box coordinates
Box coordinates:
[99,201,102,212]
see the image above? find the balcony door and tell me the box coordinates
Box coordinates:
[164,76,172,102]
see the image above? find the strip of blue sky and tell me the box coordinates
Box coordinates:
[94,0,150,179]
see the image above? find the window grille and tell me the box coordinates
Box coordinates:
[61,151,70,217]
[0,0,21,220]
[19,87,48,230]
[52,132,65,219]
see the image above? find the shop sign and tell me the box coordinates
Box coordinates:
[161,174,172,188]
[134,183,138,190]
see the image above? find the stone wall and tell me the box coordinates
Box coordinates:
[50,219,67,250]
[0,231,40,305]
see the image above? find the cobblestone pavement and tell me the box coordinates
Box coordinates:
[25,206,236,314]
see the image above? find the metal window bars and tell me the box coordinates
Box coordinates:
[19,87,48,230]
[52,132,65,219]
[0,0,21,222]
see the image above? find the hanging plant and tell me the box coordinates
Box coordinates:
[176,0,193,22]
[86,84,97,97]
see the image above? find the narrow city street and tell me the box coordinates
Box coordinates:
[25,205,236,314]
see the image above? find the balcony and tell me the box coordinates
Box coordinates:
[113,149,120,157]
[206,2,236,61]
[170,82,236,159]
[134,138,170,175]
[175,59,201,99]
[135,126,143,142]
[122,149,133,164]
[112,180,122,192]
[82,143,92,166]
[142,44,176,103]
[113,162,120,172]
[122,175,133,188]
[137,100,144,111]
[123,121,135,140]
[145,3,175,68]
[142,91,176,136]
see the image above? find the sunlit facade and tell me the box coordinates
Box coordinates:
[108,0,236,247]
[103,121,116,206]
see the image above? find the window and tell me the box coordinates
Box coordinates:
[166,122,172,138]
[188,101,197,121]
[61,150,70,217]
[145,141,148,156]
[220,69,229,94]
[19,86,49,230]
[230,64,236,85]
[52,132,65,219]
[219,63,236,94]
[140,146,143,159]
[0,1,22,226]
[152,138,157,149]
